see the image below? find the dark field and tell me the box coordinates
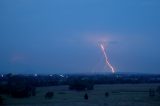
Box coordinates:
[1,84,160,106]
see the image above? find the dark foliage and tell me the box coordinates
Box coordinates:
[7,75,36,98]
[11,89,29,98]
[0,96,3,105]
[69,79,94,91]
[105,92,109,97]
[84,93,88,100]
[0,84,9,95]
[45,92,54,99]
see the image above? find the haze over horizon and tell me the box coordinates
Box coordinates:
[0,0,160,74]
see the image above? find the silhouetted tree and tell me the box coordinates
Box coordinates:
[69,79,94,91]
[84,93,88,100]
[0,84,8,94]
[0,96,3,105]
[8,75,36,98]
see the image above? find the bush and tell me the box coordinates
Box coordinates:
[105,92,109,97]
[84,93,88,100]
[45,92,54,99]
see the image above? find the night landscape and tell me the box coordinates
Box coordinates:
[0,0,160,106]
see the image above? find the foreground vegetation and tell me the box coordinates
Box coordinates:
[1,84,160,106]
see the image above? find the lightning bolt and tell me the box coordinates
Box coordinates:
[100,43,115,73]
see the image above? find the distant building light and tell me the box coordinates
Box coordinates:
[49,74,52,77]
[34,74,37,77]
[60,74,64,77]
[1,74,3,77]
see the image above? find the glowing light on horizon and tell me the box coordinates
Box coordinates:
[34,74,37,77]
[100,43,115,73]
[60,74,64,77]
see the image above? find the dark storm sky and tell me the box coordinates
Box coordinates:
[0,0,160,74]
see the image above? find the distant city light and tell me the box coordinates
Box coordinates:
[60,74,64,77]
[34,74,37,77]
[1,74,3,77]
[49,74,52,77]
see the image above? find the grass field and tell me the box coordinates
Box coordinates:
[2,84,160,106]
